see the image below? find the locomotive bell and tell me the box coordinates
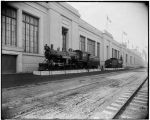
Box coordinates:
[57,47,60,51]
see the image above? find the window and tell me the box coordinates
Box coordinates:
[80,35,85,51]
[97,42,100,57]
[87,39,95,56]
[2,5,17,46]
[112,48,115,58]
[62,27,68,51]
[22,13,39,53]
[118,51,120,59]
[112,48,114,58]
[115,50,117,58]
[130,56,132,64]
[126,54,128,63]
[106,46,109,59]
[112,48,118,58]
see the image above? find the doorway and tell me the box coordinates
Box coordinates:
[62,27,68,51]
[2,54,17,74]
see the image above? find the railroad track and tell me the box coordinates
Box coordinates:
[2,73,147,119]
[92,77,148,119]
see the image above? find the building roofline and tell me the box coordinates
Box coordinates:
[79,19,103,38]
[37,2,81,18]
[103,30,113,38]
[36,2,49,9]
[57,2,81,18]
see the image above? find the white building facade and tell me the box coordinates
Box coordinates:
[1,2,145,73]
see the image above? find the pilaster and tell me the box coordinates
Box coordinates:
[39,17,44,54]
[16,54,22,72]
[85,37,87,52]
[17,9,22,48]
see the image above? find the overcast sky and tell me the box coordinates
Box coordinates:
[68,2,148,52]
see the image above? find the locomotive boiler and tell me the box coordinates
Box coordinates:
[38,44,100,71]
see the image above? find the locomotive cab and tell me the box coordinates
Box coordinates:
[74,50,90,61]
[105,58,123,68]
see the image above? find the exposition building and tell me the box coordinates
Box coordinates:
[1,2,144,74]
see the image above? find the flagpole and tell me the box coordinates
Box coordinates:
[105,15,108,31]
[122,31,123,45]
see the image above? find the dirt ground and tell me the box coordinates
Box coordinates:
[2,68,147,119]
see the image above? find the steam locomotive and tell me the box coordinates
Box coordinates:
[105,57,123,68]
[38,44,100,71]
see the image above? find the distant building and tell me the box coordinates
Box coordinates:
[142,49,148,62]
[1,2,145,74]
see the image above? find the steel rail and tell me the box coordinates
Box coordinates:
[112,77,148,119]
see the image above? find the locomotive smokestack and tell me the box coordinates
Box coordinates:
[51,44,53,50]
[57,47,60,51]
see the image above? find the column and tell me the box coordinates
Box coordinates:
[16,54,22,73]
[85,37,87,52]
[101,37,105,68]
[103,39,106,61]
[48,9,51,46]
[39,17,44,54]
[16,9,22,72]
[17,9,22,48]
[95,42,97,57]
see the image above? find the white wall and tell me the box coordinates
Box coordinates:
[2,2,144,73]
[2,2,49,72]
[48,2,80,51]
[72,21,79,50]
[102,32,113,61]
[22,54,44,72]
[49,9,61,50]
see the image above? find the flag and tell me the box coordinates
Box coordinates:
[123,31,127,36]
[107,16,111,23]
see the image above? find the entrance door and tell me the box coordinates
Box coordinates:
[62,27,68,51]
[2,54,16,74]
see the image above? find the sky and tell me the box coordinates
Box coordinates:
[68,2,148,53]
